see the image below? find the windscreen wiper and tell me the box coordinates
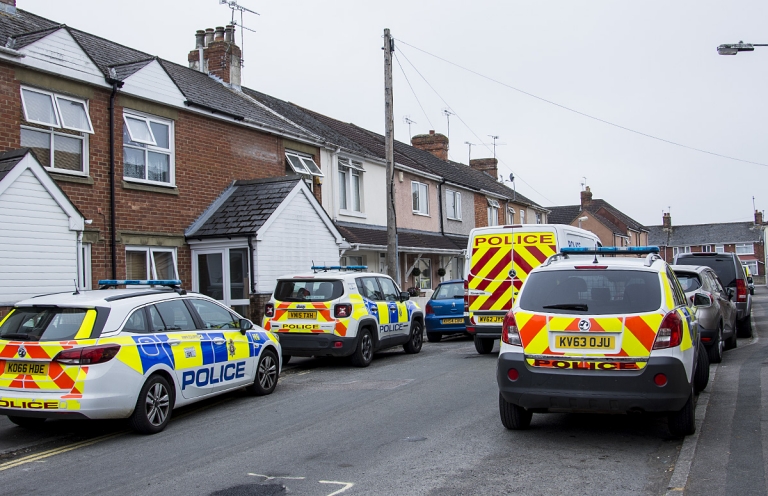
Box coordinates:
[542,303,589,311]
[0,333,35,341]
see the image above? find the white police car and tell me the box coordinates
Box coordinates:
[0,280,281,434]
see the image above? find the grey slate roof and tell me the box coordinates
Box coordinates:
[548,201,647,234]
[186,177,301,239]
[0,9,314,141]
[648,222,763,247]
[0,147,30,181]
[335,222,464,252]
[547,205,583,225]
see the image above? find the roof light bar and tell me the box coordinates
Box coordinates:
[560,246,660,255]
[311,265,368,273]
[98,279,182,288]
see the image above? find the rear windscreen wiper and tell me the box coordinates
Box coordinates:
[542,303,589,311]
[0,333,35,341]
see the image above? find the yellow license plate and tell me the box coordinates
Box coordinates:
[477,315,504,324]
[287,311,317,320]
[441,318,464,324]
[556,334,615,350]
[5,361,49,376]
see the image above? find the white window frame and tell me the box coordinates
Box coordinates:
[536,212,543,224]
[488,206,499,226]
[415,258,432,290]
[446,189,462,220]
[744,260,758,276]
[338,157,364,214]
[702,245,713,253]
[80,243,92,290]
[286,151,323,177]
[341,255,366,267]
[520,209,526,224]
[673,246,692,257]
[715,244,725,253]
[507,207,515,225]
[125,247,179,281]
[20,124,90,176]
[412,181,429,215]
[735,243,754,255]
[192,246,250,310]
[123,110,175,187]
[20,86,94,133]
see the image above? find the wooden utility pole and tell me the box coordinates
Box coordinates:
[384,28,399,284]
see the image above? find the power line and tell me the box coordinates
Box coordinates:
[396,39,768,169]
[393,52,434,131]
[396,47,555,205]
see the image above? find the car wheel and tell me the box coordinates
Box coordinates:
[725,330,738,350]
[694,346,710,394]
[129,374,173,435]
[707,325,724,364]
[474,336,495,354]
[7,416,46,428]
[668,387,696,436]
[737,314,753,338]
[427,332,442,343]
[499,393,532,430]
[404,320,424,354]
[282,355,291,365]
[245,348,279,396]
[350,328,374,367]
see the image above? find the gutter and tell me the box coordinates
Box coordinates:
[247,235,256,295]
[437,178,445,235]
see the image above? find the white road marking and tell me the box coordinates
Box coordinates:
[247,473,306,481]
[319,480,355,496]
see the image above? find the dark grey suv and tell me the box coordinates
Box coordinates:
[674,252,752,338]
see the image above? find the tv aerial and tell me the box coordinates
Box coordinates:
[219,1,260,66]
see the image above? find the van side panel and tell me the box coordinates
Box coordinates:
[512,231,558,296]
[468,233,514,313]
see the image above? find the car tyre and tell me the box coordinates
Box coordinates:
[668,387,696,436]
[245,348,279,396]
[725,330,738,350]
[129,374,173,435]
[707,325,724,364]
[282,355,291,365]
[350,328,374,367]
[426,332,442,343]
[694,346,710,394]
[736,314,753,338]
[499,393,532,430]
[474,336,495,354]
[7,416,46,428]
[404,320,424,354]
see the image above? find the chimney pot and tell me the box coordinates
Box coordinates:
[205,28,215,46]
[225,24,235,44]
[662,212,672,229]
[214,26,225,42]
[195,30,205,49]
[0,0,16,13]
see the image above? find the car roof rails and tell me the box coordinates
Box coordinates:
[311,265,368,273]
[97,280,186,295]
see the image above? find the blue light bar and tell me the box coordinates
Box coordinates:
[560,246,660,255]
[98,279,182,286]
[311,265,368,272]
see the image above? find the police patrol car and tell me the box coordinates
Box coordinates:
[496,247,710,436]
[0,280,281,434]
[263,266,423,367]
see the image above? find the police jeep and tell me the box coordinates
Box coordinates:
[263,266,424,367]
[0,280,281,434]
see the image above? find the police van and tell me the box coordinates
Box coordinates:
[263,266,424,367]
[464,224,600,354]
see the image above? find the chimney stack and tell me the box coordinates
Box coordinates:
[580,186,593,207]
[0,0,16,14]
[470,158,499,179]
[755,210,763,225]
[188,25,243,87]
[411,130,449,161]
[663,212,672,229]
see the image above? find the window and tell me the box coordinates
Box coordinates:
[703,245,713,253]
[520,210,526,224]
[377,277,401,301]
[356,277,383,300]
[715,244,725,253]
[341,255,365,267]
[487,198,500,226]
[446,189,462,220]
[672,246,691,257]
[286,151,323,177]
[194,248,251,313]
[744,261,758,277]
[507,207,515,225]
[414,258,432,290]
[125,247,178,280]
[735,243,754,255]
[153,300,195,331]
[124,308,150,333]
[338,158,363,213]
[536,212,543,224]
[20,87,93,133]
[80,243,92,290]
[189,299,239,329]
[412,181,429,215]
[123,111,174,186]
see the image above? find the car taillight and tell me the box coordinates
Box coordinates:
[653,311,682,349]
[425,302,434,315]
[463,279,469,307]
[736,279,747,302]
[334,303,352,318]
[501,310,521,346]
[264,303,275,318]
[53,344,120,365]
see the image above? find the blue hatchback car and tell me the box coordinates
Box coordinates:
[425,279,466,342]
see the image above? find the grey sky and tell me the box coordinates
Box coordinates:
[23,0,768,226]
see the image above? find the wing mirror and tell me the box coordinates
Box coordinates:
[693,293,712,308]
[239,318,253,334]
[399,291,411,301]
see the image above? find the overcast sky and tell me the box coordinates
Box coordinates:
[23,0,768,226]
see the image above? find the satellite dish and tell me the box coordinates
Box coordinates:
[509,173,515,182]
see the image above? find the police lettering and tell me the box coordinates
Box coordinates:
[532,359,639,370]
[281,323,315,330]
[0,399,59,409]
[181,361,246,390]
[516,233,554,245]
[474,236,511,247]
[379,323,405,333]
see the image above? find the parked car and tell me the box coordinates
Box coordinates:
[671,265,737,362]
[674,252,752,338]
[425,279,465,342]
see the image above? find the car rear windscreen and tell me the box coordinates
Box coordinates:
[433,282,464,300]
[675,273,701,293]
[676,255,737,287]
[518,270,661,315]
[0,307,88,342]
[274,280,344,302]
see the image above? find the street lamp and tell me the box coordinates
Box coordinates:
[717,41,768,55]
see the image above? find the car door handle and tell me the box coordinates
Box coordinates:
[167,339,181,346]
[213,337,227,345]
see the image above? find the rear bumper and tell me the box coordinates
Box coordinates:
[425,315,466,333]
[0,390,136,420]
[466,324,501,339]
[277,332,356,357]
[497,353,690,413]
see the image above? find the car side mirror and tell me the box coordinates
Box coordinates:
[239,319,253,334]
[399,291,410,301]
[693,293,712,307]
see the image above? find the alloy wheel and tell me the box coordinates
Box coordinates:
[145,382,170,427]
[258,354,278,390]
[361,333,373,362]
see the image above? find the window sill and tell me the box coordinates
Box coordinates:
[446,217,462,222]
[48,171,94,185]
[122,180,179,195]
[412,212,430,217]
[339,209,367,219]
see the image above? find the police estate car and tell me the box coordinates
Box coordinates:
[0,280,281,434]
[263,266,423,367]
[497,247,709,436]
